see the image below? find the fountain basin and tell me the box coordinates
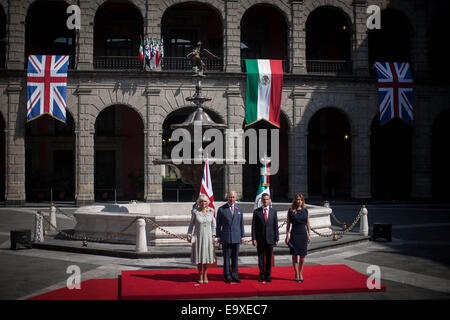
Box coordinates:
[72,202,332,245]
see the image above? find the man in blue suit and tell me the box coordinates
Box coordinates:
[216,191,245,283]
[252,193,279,282]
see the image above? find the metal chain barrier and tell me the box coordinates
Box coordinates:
[142,217,189,242]
[37,210,139,245]
[38,204,364,246]
[310,207,364,239]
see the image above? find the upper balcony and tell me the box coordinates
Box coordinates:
[12,1,422,79]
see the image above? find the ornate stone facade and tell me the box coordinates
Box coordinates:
[0,0,449,205]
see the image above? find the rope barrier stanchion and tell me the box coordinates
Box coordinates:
[135,218,148,253]
[49,203,57,233]
[359,205,369,236]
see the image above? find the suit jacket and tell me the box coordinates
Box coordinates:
[216,203,245,244]
[251,206,279,245]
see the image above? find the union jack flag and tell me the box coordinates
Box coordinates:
[375,62,413,124]
[200,157,215,216]
[27,55,68,123]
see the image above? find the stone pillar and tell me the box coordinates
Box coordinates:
[74,87,95,206]
[135,218,148,253]
[291,90,308,198]
[144,88,162,202]
[76,1,94,70]
[291,0,307,74]
[6,2,25,69]
[352,0,369,76]
[351,94,372,199]
[224,86,244,199]
[224,0,240,73]
[5,85,26,205]
[410,1,429,79]
[411,96,432,198]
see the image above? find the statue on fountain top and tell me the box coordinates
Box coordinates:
[186,41,219,74]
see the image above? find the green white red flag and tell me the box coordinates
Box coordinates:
[245,59,283,127]
[138,37,144,61]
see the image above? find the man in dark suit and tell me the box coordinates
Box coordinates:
[216,191,245,283]
[252,193,279,282]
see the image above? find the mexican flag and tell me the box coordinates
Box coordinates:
[138,37,144,61]
[245,59,283,127]
[253,176,271,210]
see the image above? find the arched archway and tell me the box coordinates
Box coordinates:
[25,1,75,68]
[25,113,75,201]
[307,108,351,199]
[94,105,144,201]
[371,117,412,199]
[240,4,288,71]
[161,2,223,71]
[93,0,144,69]
[429,6,450,82]
[368,8,412,71]
[432,109,450,199]
[306,6,351,74]
[242,114,289,202]
[161,106,225,201]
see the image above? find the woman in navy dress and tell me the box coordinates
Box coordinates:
[285,194,311,282]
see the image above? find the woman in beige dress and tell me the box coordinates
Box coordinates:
[187,194,216,283]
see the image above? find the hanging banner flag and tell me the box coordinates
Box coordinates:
[374,62,413,125]
[200,157,215,216]
[27,55,68,123]
[245,59,283,127]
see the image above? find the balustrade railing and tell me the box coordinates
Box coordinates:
[161,56,223,71]
[94,56,142,70]
[306,59,352,74]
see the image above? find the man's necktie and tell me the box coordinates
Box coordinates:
[264,208,268,222]
[231,205,234,217]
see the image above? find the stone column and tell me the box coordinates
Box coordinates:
[291,0,306,74]
[224,0,240,73]
[5,85,26,205]
[144,87,162,201]
[224,86,243,199]
[74,87,95,206]
[410,1,429,79]
[291,90,308,198]
[411,96,432,198]
[6,2,26,69]
[76,0,94,70]
[351,94,371,199]
[352,0,369,76]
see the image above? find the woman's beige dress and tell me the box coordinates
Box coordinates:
[187,207,216,264]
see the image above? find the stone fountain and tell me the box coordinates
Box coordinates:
[70,57,333,246]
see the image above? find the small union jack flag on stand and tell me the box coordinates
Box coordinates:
[27,55,69,123]
[200,157,215,217]
[374,62,414,125]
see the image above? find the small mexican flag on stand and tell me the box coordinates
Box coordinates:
[138,37,144,61]
[253,175,271,210]
[245,59,283,128]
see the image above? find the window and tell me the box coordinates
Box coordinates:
[106,38,132,56]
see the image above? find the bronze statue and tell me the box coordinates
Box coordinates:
[186,41,219,73]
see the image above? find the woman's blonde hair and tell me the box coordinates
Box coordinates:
[290,193,306,212]
[197,194,210,206]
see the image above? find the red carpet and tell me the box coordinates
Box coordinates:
[121,265,386,300]
[28,265,385,300]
